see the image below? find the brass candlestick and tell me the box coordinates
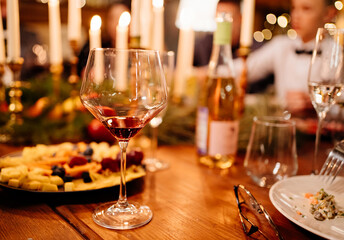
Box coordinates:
[69,40,80,91]
[67,40,81,115]
[0,63,5,105]
[50,63,64,100]
[8,58,24,125]
[237,45,250,116]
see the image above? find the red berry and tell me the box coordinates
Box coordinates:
[101,157,120,172]
[69,156,88,168]
[127,149,144,166]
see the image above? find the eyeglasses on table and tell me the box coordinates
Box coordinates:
[234,184,284,240]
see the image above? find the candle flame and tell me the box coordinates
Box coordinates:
[153,0,164,8]
[119,11,131,28]
[91,15,102,30]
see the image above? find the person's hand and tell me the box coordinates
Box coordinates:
[285,91,314,115]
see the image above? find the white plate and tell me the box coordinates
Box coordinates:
[269,175,344,240]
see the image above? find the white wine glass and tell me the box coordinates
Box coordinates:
[80,48,168,229]
[308,27,344,174]
[144,51,175,172]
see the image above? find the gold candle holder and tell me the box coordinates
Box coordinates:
[237,45,251,116]
[69,40,80,90]
[0,63,5,105]
[50,63,64,100]
[8,58,24,125]
[67,40,81,115]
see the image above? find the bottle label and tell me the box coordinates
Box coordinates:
[209,120,239,156]
[196,107,209,155]
[214,21,232,45]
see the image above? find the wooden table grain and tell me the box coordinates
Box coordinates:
[0,140,334,239]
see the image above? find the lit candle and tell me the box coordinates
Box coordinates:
[6,0,21,61]
[116,11,130,49]
[240,0,255,47]
[0,4,5,63]
[116,12,130,91]
[89,15,103,83]
[89,15,102,50]
[173,9,195,99]
[130,0,140,39]
[152,0,164,52]
[140,0,152,49]
[48,0,63,65]
[68,0,82,43]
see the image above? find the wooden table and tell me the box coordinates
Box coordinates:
[0,140,335,240]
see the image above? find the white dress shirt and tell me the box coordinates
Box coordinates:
[235,35,315,104]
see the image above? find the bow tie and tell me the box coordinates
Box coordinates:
[295,49,313,55]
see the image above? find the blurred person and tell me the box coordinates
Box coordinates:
[234,0,337,115]
[193,0,243,67]
[77,3,129,76]
[194,0,271,92]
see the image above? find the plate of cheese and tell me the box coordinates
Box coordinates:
[0,142,146,193]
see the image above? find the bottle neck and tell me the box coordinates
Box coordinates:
[209,43,234,74]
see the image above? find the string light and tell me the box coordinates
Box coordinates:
[287,29,297,40]
[277,16,288,28]
[335,1,343,10]
[253,31,264,42]
[262,29,272,40]
[266,13,276,25]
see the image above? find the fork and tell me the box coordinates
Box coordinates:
[318,140,344,184]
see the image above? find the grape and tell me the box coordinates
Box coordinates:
[101,157,120,172]
[81,172,92,183]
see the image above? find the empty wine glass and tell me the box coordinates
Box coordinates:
[143,51,174,172]
[80,48,168,229]
[144,51,175,172]
[308,27,344,174]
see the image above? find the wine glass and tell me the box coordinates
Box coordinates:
[144,51,175,172]
[308,27,344,174]
[80,48,168,229]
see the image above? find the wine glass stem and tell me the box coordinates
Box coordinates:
[118,140,129,208]
[151,126,158,160]
[313,113,325,174]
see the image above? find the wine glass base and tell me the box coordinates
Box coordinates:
[143,158,170,172]
[92,201,153,230]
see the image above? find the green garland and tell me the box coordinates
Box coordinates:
[0,72,287,149]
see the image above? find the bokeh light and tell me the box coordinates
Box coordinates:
[262,29,272,40]
[287,29,297,40]
[277,16,288,28]
[335,1,343,10]
[266,14,277,25]
[253,31,264,42]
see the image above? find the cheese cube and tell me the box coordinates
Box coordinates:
[0,171,21,182]
[41,183,58,192]
[8,179,20,188]
[22,181,42,190]
[64,182,75,192]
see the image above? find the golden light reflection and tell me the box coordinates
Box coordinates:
[262,29,272,40]
[335,1,343,10]
[324,23,337,29]
[266,13,276,25]
[287,29,297,40]
[277,16,288,28]
[253,31,264,42]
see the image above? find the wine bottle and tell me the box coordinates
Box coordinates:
[195,12,240,169]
